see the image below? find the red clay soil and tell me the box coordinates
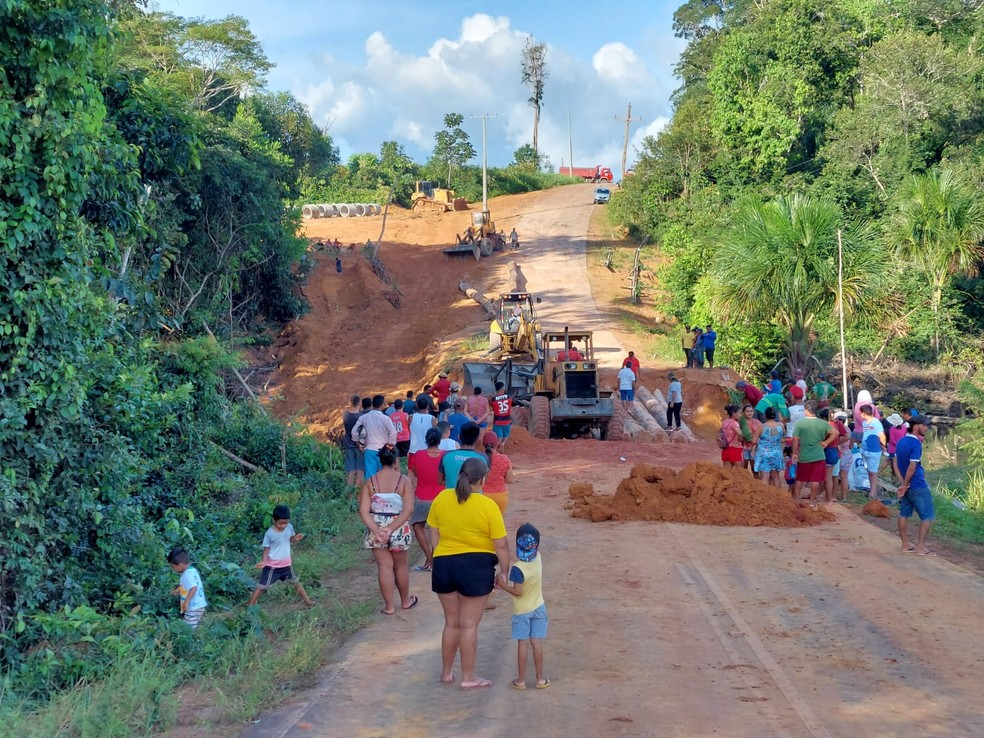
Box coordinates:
[570,461,835,526]
[257,196,536,436]
[862,499,892,518]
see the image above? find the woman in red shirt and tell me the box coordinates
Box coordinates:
[409,427,444,571]
[720,405,744,468]
[481,431,514,514]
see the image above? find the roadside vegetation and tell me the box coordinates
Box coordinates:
[0,1,555,733]
[596,1,984,544]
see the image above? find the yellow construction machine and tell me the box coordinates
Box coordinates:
[489,292,541,356]
[464,326,622,441]
[411,180,468,212]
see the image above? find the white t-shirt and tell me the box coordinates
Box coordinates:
[179,566,207,611]
[262,523,295,567]
[667,380,683,404]
[438,438,460,451]
[617,366,636,390]
[786,403,806,437]
[408,412,435,454]
[795,379,808,394]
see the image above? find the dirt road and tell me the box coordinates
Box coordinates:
[506,184,627,367]
[243,186,984,737]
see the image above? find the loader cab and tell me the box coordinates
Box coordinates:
[540,330,598,398]
[497,292,538,336]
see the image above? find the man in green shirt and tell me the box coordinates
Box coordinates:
[811,373,837,409]
[754,392,790,423]
[792,401,839,504]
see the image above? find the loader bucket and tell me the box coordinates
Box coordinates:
[452,198,469,211]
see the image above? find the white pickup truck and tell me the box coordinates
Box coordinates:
[593,187,610,204]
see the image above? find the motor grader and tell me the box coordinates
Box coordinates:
[410,180,467,213]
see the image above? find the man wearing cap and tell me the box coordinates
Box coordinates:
[812,374,836,409]
[431,372,452,405]
[885,413,907,482]
[894,416,935,555]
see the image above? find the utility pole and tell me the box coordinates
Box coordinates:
[470,113,497,213]
[614,103,642,181]
[568,110,574,180]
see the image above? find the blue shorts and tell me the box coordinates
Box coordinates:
[862,450,882,474]
[824,447,840,466]
[511,603,548,640]
[620,389,634,401]
[364,449,381,478]
[494,423,511,439]
[899,486,935,521]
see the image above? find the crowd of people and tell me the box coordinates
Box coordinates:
[721,369,936,555]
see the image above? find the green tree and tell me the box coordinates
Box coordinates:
[431,113,475,188]
[511,143,543,171]
[895,169,984,355]
[710,195,883,373]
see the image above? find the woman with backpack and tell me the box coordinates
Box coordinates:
[719,405,743,468]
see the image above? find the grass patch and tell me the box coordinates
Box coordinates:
[459,330,490,356]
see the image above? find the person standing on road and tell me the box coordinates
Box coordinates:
[617,362,637,414]
[490,382,513,450]
[792,402,839,504]
[410,427,445,572]
[427,457,510,690]
[666,373,683,432]
[703,325,717,368]
[352,395,398,480]
[342,394,366,494]
[895,416,935,556]
[390,399,411,461]
[358,445,417,615]
[447,399,470,443]
[439,423,486,489]
[431,372,452,405]
[859,404,886,500]
[509,227,519,250]
[623,351,641,384]
[497,523,550,690]
[482,431,514,514]
[467,387,492,429]
[753,407,785,488]
[407,397,438,482]
[720,406,743,468]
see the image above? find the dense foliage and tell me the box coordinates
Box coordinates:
[0,0,354,703]
[610,0,984,375]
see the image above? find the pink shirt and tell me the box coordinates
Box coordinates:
[484,452,512,494]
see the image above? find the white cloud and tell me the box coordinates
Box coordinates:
[298,14,675,169]
[592,42,653,88]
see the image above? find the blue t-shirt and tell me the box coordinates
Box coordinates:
[447,412,471,442]
[703,330,717,349]
[861,418,883,452]
[895,435,928,490]
[438,449,486,488]
[766,379,782,395]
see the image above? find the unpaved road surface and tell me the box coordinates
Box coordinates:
[242,186,984,737]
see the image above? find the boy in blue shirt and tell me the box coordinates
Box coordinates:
[894,416,935,556]
[168,546,208,628]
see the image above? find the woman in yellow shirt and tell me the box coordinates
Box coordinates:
[427,457,510,690]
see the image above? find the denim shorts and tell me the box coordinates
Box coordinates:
[620,389,634,401]
[863,451,882,473]
[511,603,548,640]
[899,486,935,521]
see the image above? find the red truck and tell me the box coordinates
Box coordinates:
[560,165,614,182]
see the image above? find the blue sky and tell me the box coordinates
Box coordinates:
[154,1,685,173]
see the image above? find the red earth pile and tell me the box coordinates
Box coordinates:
[862,499,892,518]
[570,461,834,527]
[504,425,537,452]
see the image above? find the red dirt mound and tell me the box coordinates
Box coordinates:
[862,499,892,518]
[570,461,834,527]
[504,424,537,452]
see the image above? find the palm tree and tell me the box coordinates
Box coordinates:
[896,169,984,356]
[711,194,882,374]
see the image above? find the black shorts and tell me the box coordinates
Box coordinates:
[396,440,411,458]
[257,565,297,589]
[431,552,497,597]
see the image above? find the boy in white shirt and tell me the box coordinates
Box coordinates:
[436,420,460,451]
[168,547,208,628]
[248,505,314,607]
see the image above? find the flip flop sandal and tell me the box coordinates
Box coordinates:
[414,564,432,572]
[510,680,527,690]
[402,595,419,610]
[535,679,552,689]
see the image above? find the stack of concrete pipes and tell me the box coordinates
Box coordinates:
[301,203,382,219]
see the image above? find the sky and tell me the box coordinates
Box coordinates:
[153,1,686,175]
